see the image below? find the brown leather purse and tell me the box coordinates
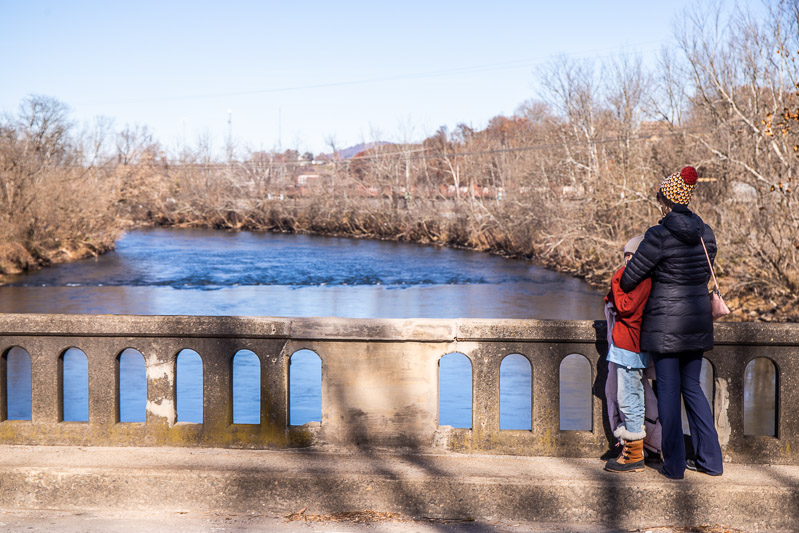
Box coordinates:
[701,237,731,320]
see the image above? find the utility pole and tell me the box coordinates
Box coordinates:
[226,109,233,162]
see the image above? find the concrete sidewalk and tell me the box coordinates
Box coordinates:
[0,445,796,532]
[0,509,766,533]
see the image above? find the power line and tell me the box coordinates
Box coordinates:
[75,40,668,107]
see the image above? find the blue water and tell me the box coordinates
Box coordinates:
[1,228,605,426]
[439,353,473,428]
[500,354,533,430]
[289,350,322,426]
[6,347,31,420]
[6,230,582,290]
[0,228,604,319]
[120,349,147,423]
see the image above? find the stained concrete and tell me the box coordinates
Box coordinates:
[0,445,796,532]
[0,509,707,533]
[2,315,798,464]
[0,508,771,533]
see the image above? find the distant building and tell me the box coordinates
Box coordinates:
[297,174,321,186]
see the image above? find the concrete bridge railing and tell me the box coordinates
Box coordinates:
[0,314,796,464]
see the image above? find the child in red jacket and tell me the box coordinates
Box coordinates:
[603,235,653,473]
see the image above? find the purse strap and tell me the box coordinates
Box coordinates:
[700,237,721,292]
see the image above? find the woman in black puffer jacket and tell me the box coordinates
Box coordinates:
[620,166,723,479]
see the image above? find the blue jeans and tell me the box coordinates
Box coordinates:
[606,343,648,440]
[614,364,646,439]
[654,351,723,479]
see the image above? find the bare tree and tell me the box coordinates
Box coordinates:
[669,0,799,301]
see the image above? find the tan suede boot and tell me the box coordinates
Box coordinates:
[604,439,645,473]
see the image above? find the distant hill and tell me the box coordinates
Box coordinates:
[318,141,392,160]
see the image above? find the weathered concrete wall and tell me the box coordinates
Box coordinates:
[0,314,796,464]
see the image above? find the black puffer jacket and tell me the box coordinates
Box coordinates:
[620,205,716,354]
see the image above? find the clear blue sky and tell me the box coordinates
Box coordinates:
[1,0,696,157]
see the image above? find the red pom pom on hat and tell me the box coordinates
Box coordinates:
[680,166,698,185]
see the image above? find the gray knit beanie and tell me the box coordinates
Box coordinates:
[623,235,645,255]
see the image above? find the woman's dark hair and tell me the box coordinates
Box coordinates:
[657,189,676,210]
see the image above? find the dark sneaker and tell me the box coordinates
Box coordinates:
[686,459,722,476]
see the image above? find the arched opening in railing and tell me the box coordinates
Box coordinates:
[289,349,321,426]
[438,352,472,429]
[62,348,89,422]
[744,357,777,437]
[176,349,203,423]
[559,353,592,431]
[500,353,532,431]
[681,357,714,435]
[232,349,260,424]
[4,347,31,421]
[118,348,146,423]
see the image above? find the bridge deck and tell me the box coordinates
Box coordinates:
[1,445,797,531]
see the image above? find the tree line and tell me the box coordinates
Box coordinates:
[1,1,797,321]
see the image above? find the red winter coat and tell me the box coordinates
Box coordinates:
[605,266,652,353]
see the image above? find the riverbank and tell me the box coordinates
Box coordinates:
[0,238,118,278]
[0,221,125,283]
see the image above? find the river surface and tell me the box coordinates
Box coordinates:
[0,228,603,319]
[0,228,774,436]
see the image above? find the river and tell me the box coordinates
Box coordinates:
[0,228,774,437]
[0,228,603,319]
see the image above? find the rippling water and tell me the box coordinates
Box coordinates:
[1,228,604,319]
